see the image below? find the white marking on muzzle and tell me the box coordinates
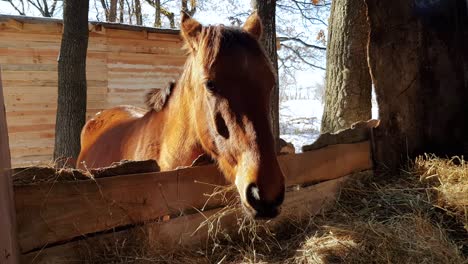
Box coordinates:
[250,185,260,200]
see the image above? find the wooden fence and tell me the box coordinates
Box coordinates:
[14,141,372,263]
[1,65,19,264]
[0,15,186,167]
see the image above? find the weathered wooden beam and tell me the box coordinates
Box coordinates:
[14,166,225,253]
[14,141,371,253]
[5,19,23,31]
[21,175,351,264]
[280,141,371,185]
[0,66,19,263]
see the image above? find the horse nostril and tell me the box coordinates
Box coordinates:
[246,183,261,207]
[245,183,282,219]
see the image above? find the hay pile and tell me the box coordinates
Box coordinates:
[415,155,468,230]
[82,156,468,264]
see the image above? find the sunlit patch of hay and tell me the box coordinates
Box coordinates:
[415,154,468,229]
[289,214,463,264]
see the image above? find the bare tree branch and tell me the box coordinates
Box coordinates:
[144,0,175,28]
[281,44,326,70]
[278,36,326,50]
[2,0,26,15]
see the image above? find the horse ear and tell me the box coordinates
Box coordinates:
[242,11,262,40]
[145,82,175,112]
[180,11,202,51]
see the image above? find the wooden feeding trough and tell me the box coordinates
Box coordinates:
[11,140,372,263]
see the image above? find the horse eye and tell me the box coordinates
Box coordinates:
[205,80,216,92]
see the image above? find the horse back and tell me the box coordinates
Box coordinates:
[77,105,145,168]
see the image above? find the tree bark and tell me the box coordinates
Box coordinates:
[365,0,468,172]
[251,0,280,152]
[182,0,197,16]
[100,0,109,20]
[109,0,118,22]
[119,0,124,22]
[321,0,372,134]
[154,0,161,27]
[135,0,142,25]
[54,0,89,166]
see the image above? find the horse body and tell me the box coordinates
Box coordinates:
[78,94,204,170]
[77,12,285,219]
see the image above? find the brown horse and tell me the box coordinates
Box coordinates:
[77,12,285,219]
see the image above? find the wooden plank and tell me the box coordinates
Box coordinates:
[3,19,23,30]
[147,32,182,42]
[107,53,186,66]
[1,70,107,82]
[278,141,372,185]
[0,64,105,73]
[4,102,108,112]
[4,87,107,95]
[20,176,349,264]
[7,124,56,134]
[0,22,62,34]
[144,175,349,250]
[10,155,55,168]
[10,146,54,159]
[2,80,107,88]
[8,131,55,141]
[14,166,226,253]
[14,141,371,253]
[103,28,147,40]
[0,66,19,263]
[9,138,55,149]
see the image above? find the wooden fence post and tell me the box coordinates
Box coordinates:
[0,66,19,263]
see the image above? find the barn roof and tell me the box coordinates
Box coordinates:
[0,14,180,35]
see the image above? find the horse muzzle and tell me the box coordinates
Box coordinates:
[242,183,284,219]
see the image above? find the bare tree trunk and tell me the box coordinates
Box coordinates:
[321,0,371,134]
[54,0,89,167]
[161,7,175,28]
[154,0,161,27]
[109,0,118,22]
[181,0,196,16]
[251,0,280,152]
[119,0,124,22]
[126,0,133,24]
[134,0,142,25]
[100,0,110,20]
[365,0,468,172]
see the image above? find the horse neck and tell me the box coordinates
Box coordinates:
[147,65,203,168]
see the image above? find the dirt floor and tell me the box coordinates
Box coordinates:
[81,155,467,264]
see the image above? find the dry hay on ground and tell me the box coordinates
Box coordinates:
[415,154,468,230]
[75,156,467,264]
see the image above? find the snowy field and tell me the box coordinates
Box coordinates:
[280,99,323,152]
[280,99,378,153]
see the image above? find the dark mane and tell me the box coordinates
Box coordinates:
[144,81,175,111]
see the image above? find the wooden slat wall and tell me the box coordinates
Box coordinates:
[0,17,185,167]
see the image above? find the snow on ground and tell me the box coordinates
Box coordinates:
[280,99,323,153]
[280,99,379,153]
